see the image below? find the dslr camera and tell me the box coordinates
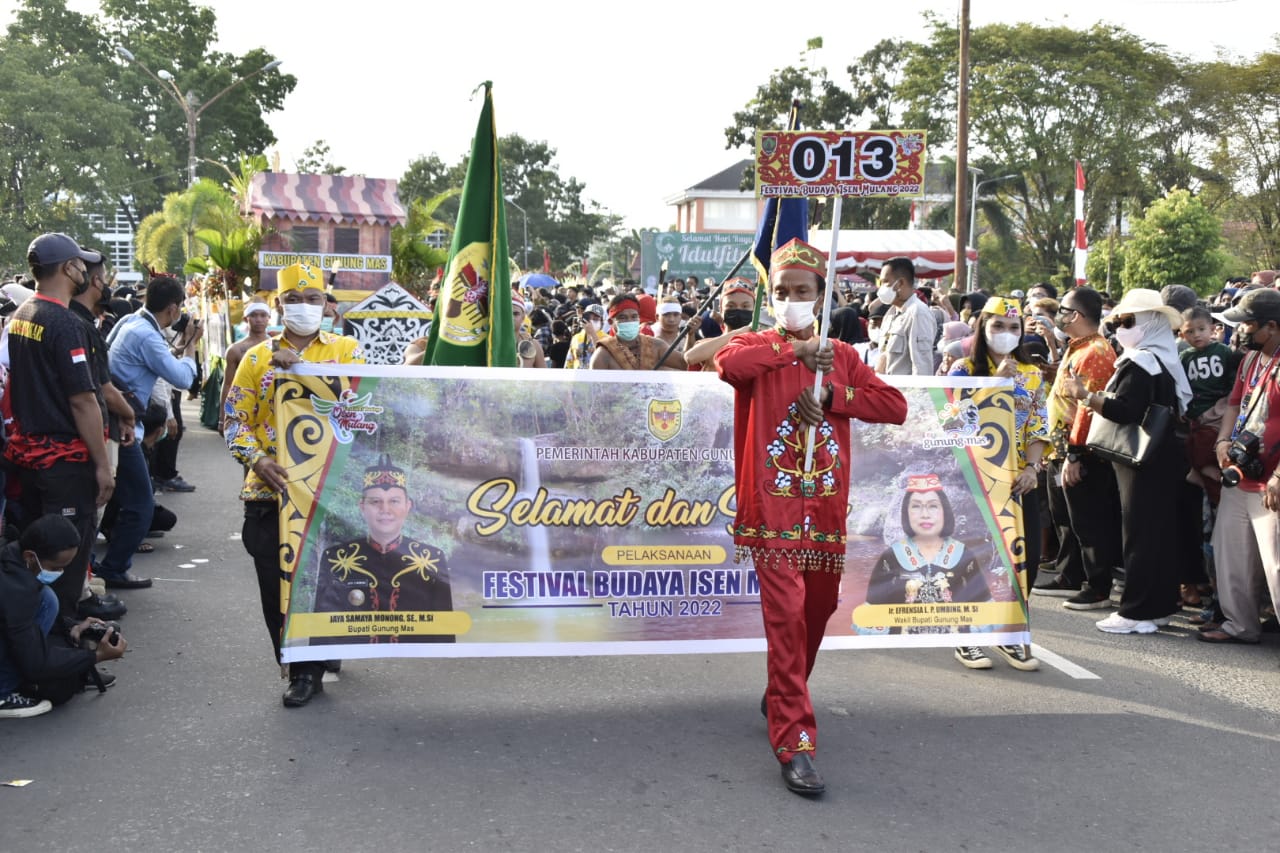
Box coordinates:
[171,312,191,335]
[79,620,122,648]
[1221,430,1264,488]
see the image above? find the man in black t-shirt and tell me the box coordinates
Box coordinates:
[70,256,136,446]
[3,233,114,620]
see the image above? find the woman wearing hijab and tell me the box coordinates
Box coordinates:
[1065,288,1191,634]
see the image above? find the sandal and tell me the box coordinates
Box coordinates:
[1195,628,1259,645]
[135,542,155,554]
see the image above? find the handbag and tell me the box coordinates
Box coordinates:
[1086,359,1176,468]
[1086,402,1173,468]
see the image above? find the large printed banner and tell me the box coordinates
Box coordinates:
[276,367,1028,662]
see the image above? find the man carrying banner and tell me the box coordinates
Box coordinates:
[224,262,363,708]
[590,293,687,371]
[312,454,454,641]
[715,238,907,796]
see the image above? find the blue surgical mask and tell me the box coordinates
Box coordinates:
[615,320,641,341]
[32,556,63,585]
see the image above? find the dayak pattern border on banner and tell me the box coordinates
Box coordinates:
[275,366,1027,662]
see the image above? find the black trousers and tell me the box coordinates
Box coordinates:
[1047,456,1122,595]
[152,390,184,482]
[241,500,319,677]
[1113,450,1184,621]
[17,460,98,621]
[1020,492,1041,593]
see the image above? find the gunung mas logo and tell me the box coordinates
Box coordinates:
[924,398,990,449]
[311,388,385,444]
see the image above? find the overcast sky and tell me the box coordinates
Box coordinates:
[3,0,1275,229]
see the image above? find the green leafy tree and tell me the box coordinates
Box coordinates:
[1121,189,1225,294]
[5,0,295,230]
[296,139,346,175]
[898,20,1179,280]
[1197,46,1280,269]
[0,29,140,254]
[403,134,610,272]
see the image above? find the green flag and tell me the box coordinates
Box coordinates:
[422,83,517,366]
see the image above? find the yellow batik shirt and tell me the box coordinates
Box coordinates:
[224,331,364,501]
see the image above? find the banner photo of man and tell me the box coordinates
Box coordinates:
[276,367,1028,661]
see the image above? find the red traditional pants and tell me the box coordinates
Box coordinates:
[757,554,842,763]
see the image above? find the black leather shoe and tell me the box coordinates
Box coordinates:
[77,594,127,620]
[282,673,322,708]
[760,693,767,719]
[781,754,825,795]
[102,572,153,590]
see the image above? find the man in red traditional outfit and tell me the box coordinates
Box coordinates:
[715,238,908,796]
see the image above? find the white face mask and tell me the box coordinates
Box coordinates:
[1114,325,1144,350]
[772,298,816,332]
[282,303,324,335]
[585,319,601,333]
[988,331,1021,356]
[877,285,897,305]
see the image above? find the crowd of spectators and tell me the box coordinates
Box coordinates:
[3,226,1276,718]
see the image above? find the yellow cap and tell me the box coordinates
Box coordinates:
[981,297,1021,319]
[277,262,324,294]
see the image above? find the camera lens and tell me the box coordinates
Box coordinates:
[1221,466,1241,488]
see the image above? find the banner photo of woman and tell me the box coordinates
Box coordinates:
[274,366,1029,661]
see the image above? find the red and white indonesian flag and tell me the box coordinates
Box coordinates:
[1074,161,1088,286]
[909,200,920,231]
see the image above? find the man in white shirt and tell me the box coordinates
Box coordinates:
[875,257,937,375]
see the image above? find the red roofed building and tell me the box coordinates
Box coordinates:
[250,171,407,298]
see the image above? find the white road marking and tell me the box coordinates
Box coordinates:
[178,563,197,569]
[150,577,197,582]
[1031,643,1100,679]
[192,559,209,564]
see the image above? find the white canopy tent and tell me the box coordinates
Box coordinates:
[809,229,977,279]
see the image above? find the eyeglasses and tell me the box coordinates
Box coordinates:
[1056,306,1078,317]
[1111,315,1137,329]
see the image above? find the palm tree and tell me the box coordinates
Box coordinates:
[134,178,239,273]
[391,188,460,299]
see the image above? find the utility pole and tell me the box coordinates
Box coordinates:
[954,0,971,292]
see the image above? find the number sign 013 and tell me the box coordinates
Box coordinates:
[755,130,927,198]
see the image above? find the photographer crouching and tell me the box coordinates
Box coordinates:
[0,515,127,718]
[1203,289,1280,645]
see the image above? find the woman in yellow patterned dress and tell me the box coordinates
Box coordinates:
[948,297,1049,671]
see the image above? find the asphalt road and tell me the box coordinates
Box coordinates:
[3,403,1279,852]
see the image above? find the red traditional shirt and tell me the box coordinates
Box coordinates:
[715,329,908,572]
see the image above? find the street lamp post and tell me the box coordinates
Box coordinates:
[968,173,1019,290]
[116,46,282,186]
[504,196,529,270]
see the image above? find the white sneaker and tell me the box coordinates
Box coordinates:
[954,646,993,669]
[1096,613,1158,634]
[994,644,1041,671]
[1150,614,1177,627]
[0,692,52,719]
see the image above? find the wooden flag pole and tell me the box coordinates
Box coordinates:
[803,193,843,477]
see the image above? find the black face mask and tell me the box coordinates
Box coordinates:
[1240,325,1268,352]
[723,308,754,330]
